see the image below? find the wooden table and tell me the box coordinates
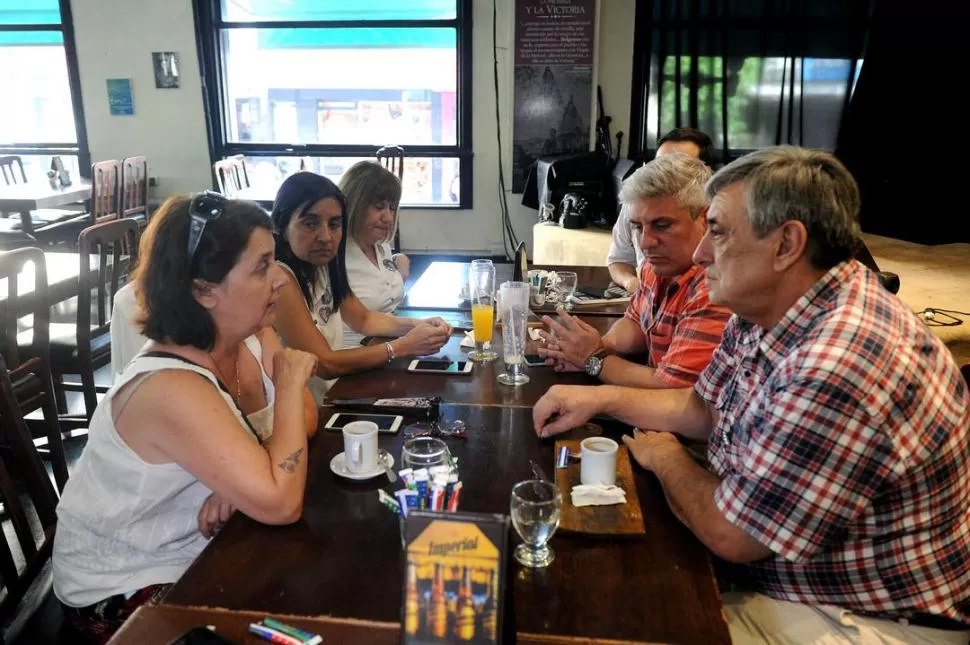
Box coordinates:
[163,405,730,645]
[327,318,619,409]
[110,603,667,645]
[0,251,102,314]
[0,180,92,235]
[235,185,275,207]
[109,605,400,645]
[403,262,627,316]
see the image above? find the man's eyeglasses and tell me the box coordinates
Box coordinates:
[187,191,228,265]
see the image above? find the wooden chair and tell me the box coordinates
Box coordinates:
[0,156,27,186]
[0,353,63,641]
[214,157,248,197]
[231,154,250,187]
[376,146,405,250]
[90,160,121,224]
[51,219,138,427]
[0,248,69,491]
[120,156,150,229]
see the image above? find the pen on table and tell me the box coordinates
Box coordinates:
[263,617,323,645]
[247,623,304,645]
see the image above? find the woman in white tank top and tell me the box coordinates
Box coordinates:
[270,172,453,403]
[53,193,318,641]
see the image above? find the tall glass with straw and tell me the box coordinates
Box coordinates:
[468,259,498,362]
[497,281,531,386]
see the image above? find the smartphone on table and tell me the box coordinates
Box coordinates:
[524,354,547,367]
[406,359,473,374]
[324,412,404,434]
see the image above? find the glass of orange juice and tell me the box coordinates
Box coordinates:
[468,260,498,362]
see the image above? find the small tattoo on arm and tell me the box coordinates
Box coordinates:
[278,447,305,473]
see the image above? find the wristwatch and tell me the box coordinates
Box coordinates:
[584,348,608,377]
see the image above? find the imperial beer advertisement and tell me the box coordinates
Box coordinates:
[512,0,596,193]
[402,511,509,644]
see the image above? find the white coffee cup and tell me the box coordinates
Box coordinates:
[580,437,619,486]
[343,421,379,474]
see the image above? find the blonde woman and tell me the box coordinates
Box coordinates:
[339,161,412,347]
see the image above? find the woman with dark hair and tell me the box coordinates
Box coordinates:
[339,160,411,348]
[272,172,450,401]
[53,194,318,642]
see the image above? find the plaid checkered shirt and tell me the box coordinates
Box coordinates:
[624,263,730,386]
[696,260,970,621]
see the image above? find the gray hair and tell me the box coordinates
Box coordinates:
[706,146,861,269]
[619,153,711,219]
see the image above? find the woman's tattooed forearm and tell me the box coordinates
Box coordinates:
[278,447,305,473]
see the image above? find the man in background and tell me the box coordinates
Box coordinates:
[607,127,715,293]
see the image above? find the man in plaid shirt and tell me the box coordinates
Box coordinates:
[534,147,970,643]
[538,154,730,391]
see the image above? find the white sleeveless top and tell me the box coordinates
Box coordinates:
[53,337,274,607]
[343,241,404,349]
[279,262,342,403]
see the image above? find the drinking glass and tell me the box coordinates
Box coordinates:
[510,480,562,568]
[556,271,578,310]
[401,436,452,471]
[468,260,498,362]
[497,281,530,386]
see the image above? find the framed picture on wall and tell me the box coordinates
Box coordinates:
[152,52,180,89]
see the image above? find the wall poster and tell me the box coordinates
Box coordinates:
[512,0,596,193]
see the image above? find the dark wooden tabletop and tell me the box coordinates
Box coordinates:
[401,262,629,316]
[164,405,730,645]
[326,318,619,408]
[108,603,667,645]
[109,605,401,645]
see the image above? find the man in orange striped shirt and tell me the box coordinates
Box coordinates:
[539,154,729,389]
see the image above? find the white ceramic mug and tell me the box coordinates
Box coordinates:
[343,421,379,474]
[580,437,619,486]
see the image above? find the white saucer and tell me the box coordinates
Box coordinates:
[330,451,394,481]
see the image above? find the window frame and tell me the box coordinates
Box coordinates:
[0,0,90,175]
[192,0,474,208]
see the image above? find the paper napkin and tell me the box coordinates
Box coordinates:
[571,484,627,507]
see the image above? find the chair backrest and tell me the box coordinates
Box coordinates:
[77,219,139,345]
[230,154,250,188]
[214,158,247,197]
[120,156,149,219]
[0,155,27,186]
[376,145,405,181]
[91,159,122,224]
[0,353,60,629]
[0,248,49,375]
[0,249,69,492]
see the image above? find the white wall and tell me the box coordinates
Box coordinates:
[72,0,211,197]
[70,0,635,256]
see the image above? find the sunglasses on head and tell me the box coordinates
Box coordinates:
[187,191,228,265]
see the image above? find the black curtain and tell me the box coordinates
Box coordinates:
[835,2,970,244]
[630,0,873,166]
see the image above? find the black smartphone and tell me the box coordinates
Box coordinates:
[576,285,608,299]
[169,626,236,645]
[524,354,546,367]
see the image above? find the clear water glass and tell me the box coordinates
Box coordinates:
[556,271,578,310]
[401,436,452,471]
[510,479,562,568]
[497,281,530,386]
[468,260,498,362]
